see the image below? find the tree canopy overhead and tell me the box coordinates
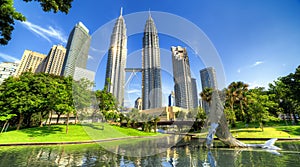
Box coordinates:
[0,0,73,45]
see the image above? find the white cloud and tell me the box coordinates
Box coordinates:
[251,61,264,67]
[248,81,267,89]
[237,68,241,73]
[126,89,141,94]
[21,21,67,44]
[0,52,20,63]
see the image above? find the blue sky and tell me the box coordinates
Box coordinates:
[1,0,300,107]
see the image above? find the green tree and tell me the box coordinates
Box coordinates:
[268,65,300,125]
[247,88,279,131]
[200,87,213,107]
[0,0,73,45]
[0,113,16,133]
[175,111,186,121]
[95,87,117,121]
[280,66,300,124]
[0,72,38,130]
[224,81,249,124]
[73,78,94,124]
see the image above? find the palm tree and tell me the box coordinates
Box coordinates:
[200,87,213,105]
[200,87,213,115]
[152,116,160,133]
[226,81,249,122]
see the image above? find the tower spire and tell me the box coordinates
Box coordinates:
[120,7,123,16]
[148,8,152,18]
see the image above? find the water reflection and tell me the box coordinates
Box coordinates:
[0,139,299,167]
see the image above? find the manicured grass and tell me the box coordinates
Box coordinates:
[231,126,300,138]
[195,125,300,138]
[0,123,161,144]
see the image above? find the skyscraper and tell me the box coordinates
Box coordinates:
[61,22,91,77]
[135,97,142,110]
[191,78,199,108]
[0,62,19,84]
[104,9,127,106]
[16,50,46,76]
[142,14,162,110]
[168,91,175,107]
[200,67,218,90]
[41,45,66,76]
[171,46,194,110]
[200,67,218,114]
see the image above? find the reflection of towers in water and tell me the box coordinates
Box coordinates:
[200,67,218,114]
[105,8,127,106]
[142,14,162,110]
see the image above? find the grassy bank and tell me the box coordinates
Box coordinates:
[0,123,161,144]
[195,125,300,138]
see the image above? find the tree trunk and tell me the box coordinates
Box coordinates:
[260,122,264,132]
[26,113,32,128]
[1,120,8,133]
[16,113,24,130]
[39,112,43,127]
[292,110,298,124]
[66,113,70,134]
[56,114,61,124]
[154,122,157,133]
[75,112,78,124]
[48,110,53,129]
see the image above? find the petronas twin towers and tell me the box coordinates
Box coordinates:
[105,9,162,109]
[105,10,127,107]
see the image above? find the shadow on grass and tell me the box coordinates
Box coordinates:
[275,126,300,136]
[231,129,262,133]
[81,123,105,131]
[22,126,64,138]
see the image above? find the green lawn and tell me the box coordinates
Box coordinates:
[0,123,161,144]
[231,126,300,138]
[194,125,300,138]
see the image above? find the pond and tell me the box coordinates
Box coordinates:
[0,136,299,167]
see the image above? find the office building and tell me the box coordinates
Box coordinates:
[16,50,46,76]
[200,67,218,114]
[41,45,66,75]
[142,14,162,109]
[168,91,175,107]
[191,78,199,108]
[61,22,91,77]
[135,97,142,110]
[0,62,19,84]
[171,46,194,110]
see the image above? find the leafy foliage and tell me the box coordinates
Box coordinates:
[0,72,75,131]
[0,0,73,45]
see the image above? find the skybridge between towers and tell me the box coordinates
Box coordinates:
[124,68,143,87]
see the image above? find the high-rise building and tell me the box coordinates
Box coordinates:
[191,78,199,108]
[200,67,218,90]
[105,9,127,106]
[135,97,142,110]
[200,67,218,114]
[40,45,66,75]
[171,46,194,110]
[168,91,175,107]
[61,22,91,77]
[142,14,162,110]
[0,62,19,84]
[16,50,46,76]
